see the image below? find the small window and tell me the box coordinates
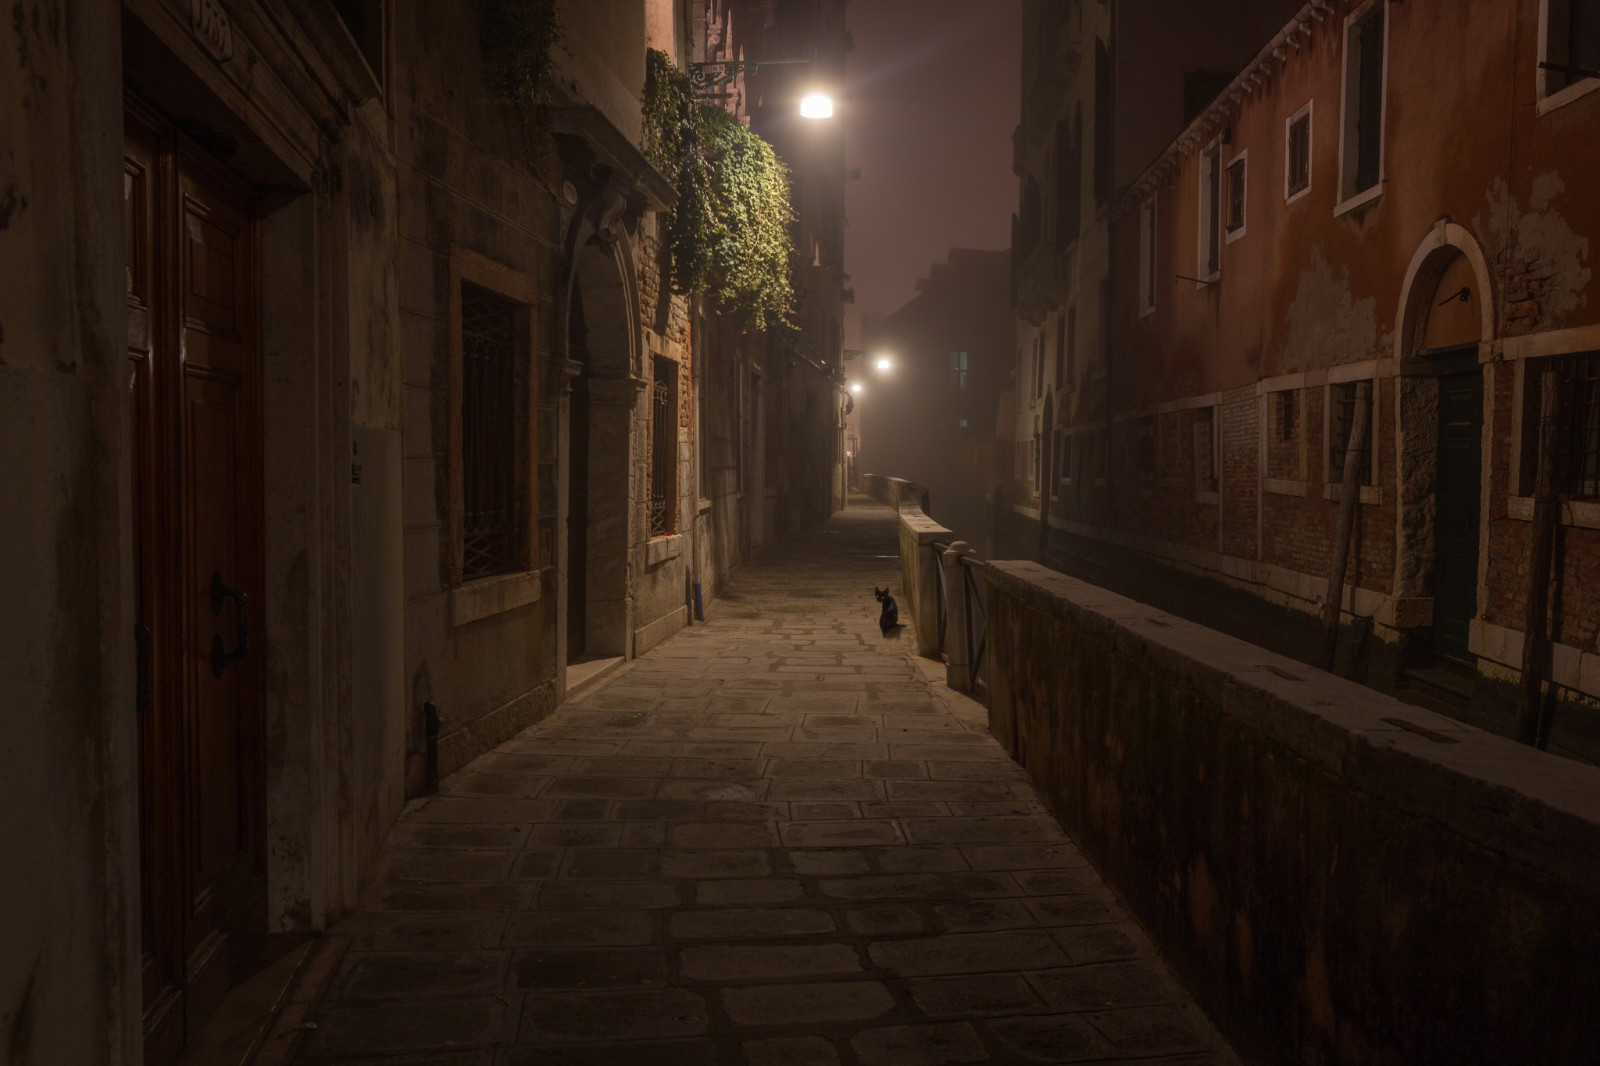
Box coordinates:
[1285,103,1312,200]
[1328,381,1376,486]
[1034,334,1045,397]
[1136,418,1156,484]
[1520,352,1600,498]
[650,355,679,536]
[958,418,969,429]
[1194,407,1218,493]
[1198,143,1222,278]
[1340,1,1386,203]
[951,350,968,390]
[459,281,527,580]
[1268,389,1304,482]
[1225,155,1247,237]
[1542,0,1600,98]
[1094,38,1113,204]
[1031,425,1042,495]
[1138,199,1158,315]
[1059,433,1074,485]
[1055,111,1083,246]
[1050,428,1063,497]
[1065,307,1078,380]
[1054,316,1066,384]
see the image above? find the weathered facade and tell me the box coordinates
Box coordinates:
[0,0,845,1060]
[1004,0,1600,747]
[861,248,1012,552]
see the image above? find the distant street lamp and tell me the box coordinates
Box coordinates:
[874,355,893,373]
[850,383,864,394]
[799,92,835,120]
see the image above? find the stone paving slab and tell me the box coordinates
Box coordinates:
[288,500,1239,1065]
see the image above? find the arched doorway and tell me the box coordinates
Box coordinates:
[564,237,640,668]
[1395,224,1494,662]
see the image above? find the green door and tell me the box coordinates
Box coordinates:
[1433,359,1483,661]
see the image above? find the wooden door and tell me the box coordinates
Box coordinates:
[126,96,265,1064]
[1433,356,1483,662]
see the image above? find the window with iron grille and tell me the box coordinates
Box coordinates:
[460,281,522,579]
[1520,353,1600,498]
[651,355,679,536]
[1542,0,1600,97]
[1194,407,1218,493]
[1340,1,1386,201]
[1328,381,1376,486]
[1225,155,1246,236]
[1285,103,1312,199]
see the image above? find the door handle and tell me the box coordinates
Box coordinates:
[210,571,249,679]
[135,623,152,712]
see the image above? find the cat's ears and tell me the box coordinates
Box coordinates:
[873,586,884,595]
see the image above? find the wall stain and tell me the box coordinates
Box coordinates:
[1476,172,1592,336]
[1281,246,1380,373]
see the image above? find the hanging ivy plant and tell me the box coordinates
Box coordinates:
[644,49,797,332]
[481,0,562,126]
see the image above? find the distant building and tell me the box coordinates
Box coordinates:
[862,249,1012,551]
[1005,0,1600,748]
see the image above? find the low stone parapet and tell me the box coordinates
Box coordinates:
[985,560,1600,1066]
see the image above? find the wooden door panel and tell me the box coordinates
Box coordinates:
[129,96,263,1064]
[1434,370,1483,660]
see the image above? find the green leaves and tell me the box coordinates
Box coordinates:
[481,0,562,123]
[644,50,797,332]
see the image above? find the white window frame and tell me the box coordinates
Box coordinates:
[1196,140,1222,284]
[1322,375,1381,503]
[1335,0,1389,216]
[1224,150,1248,243]
[1284,101,1313,205]
[1138,198,1158,317]
[1538,0,1600,113]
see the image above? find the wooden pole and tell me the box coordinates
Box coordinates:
[1516,370,1561,746]
[1321,380,1371,671]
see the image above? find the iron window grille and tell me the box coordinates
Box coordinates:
[1225,157,1246,234]
[1286,107,1311,198]
[460,282,521,580]
[651,355,678,537]
[1277,391,1298,442]
[1194,409,1218,493]
[1328,381,1376,486]
[1524,353,1600,499]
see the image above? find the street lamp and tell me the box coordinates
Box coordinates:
[874,355,893,373]
[799,92,835,119]
[689,59,837,120]
[850,383,864,394]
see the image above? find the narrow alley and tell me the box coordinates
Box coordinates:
[282,500,1232,1064]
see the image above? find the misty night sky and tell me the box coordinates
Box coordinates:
[843,0,1022,347]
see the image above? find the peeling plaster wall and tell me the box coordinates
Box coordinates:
[0,3,139,1062]
[1477,173,1593,337]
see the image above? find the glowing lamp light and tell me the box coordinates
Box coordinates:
[874,356,893,373]
[800,92,835,119]
[850,383,863,394]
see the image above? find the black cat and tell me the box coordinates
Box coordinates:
[873,587,901,635]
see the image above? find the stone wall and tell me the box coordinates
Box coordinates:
[986,560,1600,1065]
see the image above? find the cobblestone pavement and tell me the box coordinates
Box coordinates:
[290,500,1238,1065]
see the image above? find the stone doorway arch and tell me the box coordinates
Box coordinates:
[1393,222,1495,660]
[558,188,646,674]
